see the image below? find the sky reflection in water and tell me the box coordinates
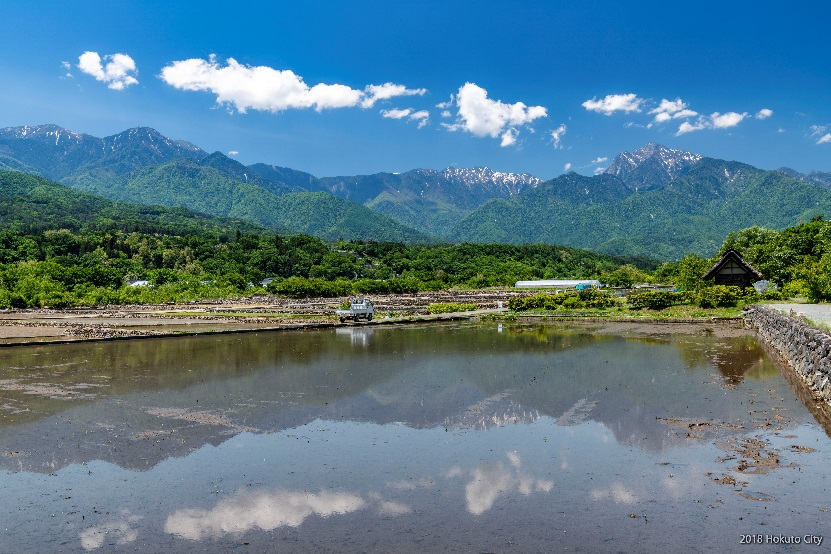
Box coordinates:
[1,321,830,552]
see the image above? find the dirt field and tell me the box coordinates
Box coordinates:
[0,289,750,345]
[0,290,520,345]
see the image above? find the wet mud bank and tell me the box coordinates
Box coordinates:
[747,305,831,406]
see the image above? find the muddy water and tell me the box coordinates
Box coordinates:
[0,322,829,552]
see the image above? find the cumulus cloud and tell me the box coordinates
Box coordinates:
[582,93,644,115]
[756,108,773,120]
[591,156,608,164]
[228,150,239,156]
[648,98,698,124]
[442,83,547,147]
[711,111,748,128]
[564,162,572,171]
[411,110,430,128]
[380,108,412,120]
[676,120,708,135]
[593,167,606,176]
[550,124,567,149]
[436,95,455,109]
[160,55,424,114]
[810,125,831,143]
[361,83,426,108]
[77,51,138,90]
[60,61,73,78]
[381,108,430,128]
[676,111,748,135]
[500,128,519,147]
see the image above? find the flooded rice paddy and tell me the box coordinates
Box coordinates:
[0,321,829,552]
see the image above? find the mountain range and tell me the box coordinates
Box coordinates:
[1,124,829,258]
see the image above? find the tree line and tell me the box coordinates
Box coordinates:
[1,213,829,309]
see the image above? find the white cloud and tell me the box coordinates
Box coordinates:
[591,156,608,164]
[593,167,606,176]
[411,110,430,128]
[380,108,412,120]
[500,128,519,147]
[77,51,138,90]
[564,162,572,171]
[648,98,698,124]
[228,150,239,156]
[160,55,424,114]
[711,111,748,129]
[756,108,773,120]
[436,95,455,109]
[441,110,452,118]
[676,111,749,135]
[442,83,547,147]
[778,128,785,133]
[810,125,827,137]
[60,61,73,78]
[677,120,708,135]
[361,82,426,108]
[582,93,644,115]
[549,124,567,149]
[819,134,831,145]
[381,108,430,128]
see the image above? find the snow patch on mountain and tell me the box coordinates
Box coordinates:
[440,166,541,195]
[604,143,702,190]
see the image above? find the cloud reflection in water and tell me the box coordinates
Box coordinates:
[80,510,142,550]
[465,452,554,515]
[165,489,365,540]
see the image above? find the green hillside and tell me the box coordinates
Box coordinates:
[455,159,831,259]
[0,169,263,235]
[68,159,429,242]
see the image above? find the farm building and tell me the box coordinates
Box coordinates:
[514,279,601,290]
[701,250,763,289]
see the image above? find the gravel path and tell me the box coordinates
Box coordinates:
[767,303,831,327]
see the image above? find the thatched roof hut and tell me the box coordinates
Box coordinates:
[702,250,763,288]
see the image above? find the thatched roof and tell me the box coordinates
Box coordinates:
[702,249,763,280]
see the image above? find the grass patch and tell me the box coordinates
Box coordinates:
[502,304,744,320]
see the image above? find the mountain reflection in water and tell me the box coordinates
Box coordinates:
[0,322,818,474]
[1,321,830,553]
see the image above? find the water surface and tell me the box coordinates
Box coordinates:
[1,322,829,552]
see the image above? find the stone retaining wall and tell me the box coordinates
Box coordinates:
[746,305,831,402]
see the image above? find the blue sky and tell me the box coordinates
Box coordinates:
[1,0,829,179]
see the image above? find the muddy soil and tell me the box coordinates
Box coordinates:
[0,289,744,344]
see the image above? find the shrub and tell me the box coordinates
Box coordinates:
[577,289,618,308]
[427,303,477,314]
[695,285,755,308]
[352,279,391,294]
[760,289,784,300]
[508,289,617,311]
[267,277,353,298]
[782,280,809,299]
[508,292,561,311]
[627,291,693,310]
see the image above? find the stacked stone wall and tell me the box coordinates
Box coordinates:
[746,305,831,402]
